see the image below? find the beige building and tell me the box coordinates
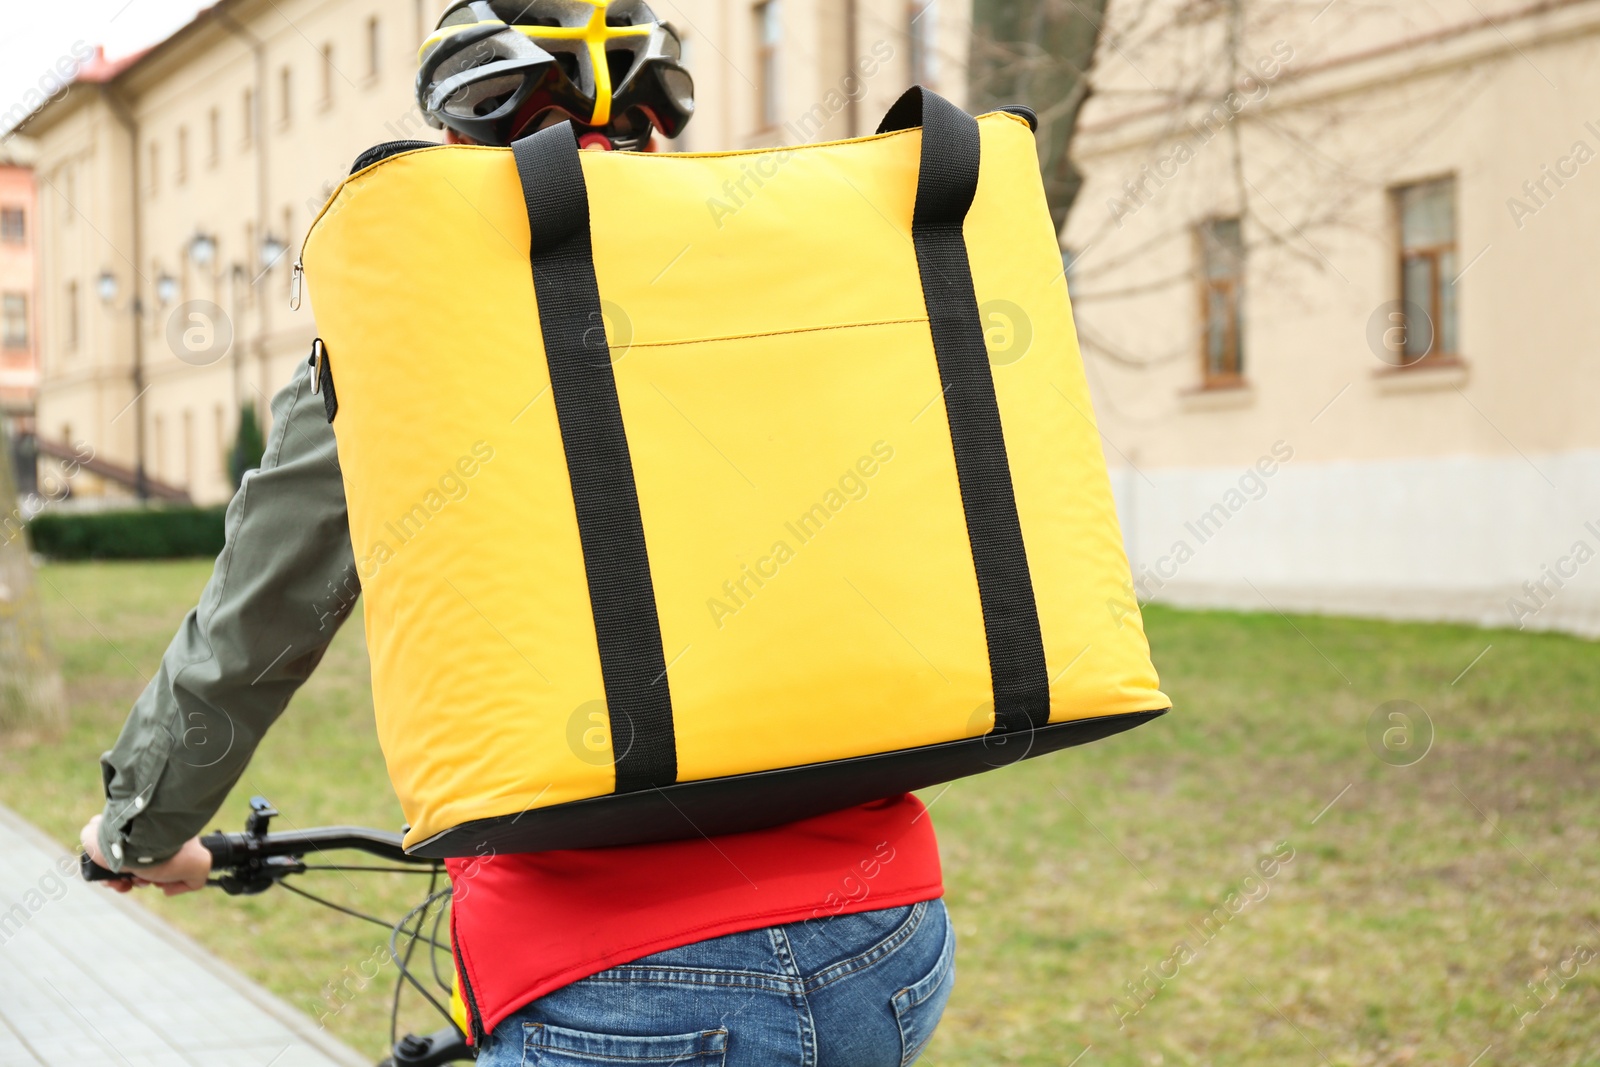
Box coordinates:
[1065,0,1600,636]
[20,0,965,507]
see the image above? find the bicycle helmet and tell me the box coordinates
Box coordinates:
[416,0,695,149]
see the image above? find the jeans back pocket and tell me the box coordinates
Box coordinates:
[524,1022,728,1066]
[890,905,956,1066]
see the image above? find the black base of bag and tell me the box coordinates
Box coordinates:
[406,708,1166,858]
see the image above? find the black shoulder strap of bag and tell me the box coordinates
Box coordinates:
[510,121,678,793]
[879,86,1053,738]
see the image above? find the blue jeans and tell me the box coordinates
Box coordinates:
[476,898,955,1067]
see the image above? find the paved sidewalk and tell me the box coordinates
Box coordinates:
[0,803,367,1067]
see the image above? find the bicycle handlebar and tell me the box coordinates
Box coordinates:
[200,825,415,865]
[80,797,434,892]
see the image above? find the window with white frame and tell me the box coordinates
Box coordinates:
[909,1,939,88]
[2,293,27,348]
[755,0,782,129]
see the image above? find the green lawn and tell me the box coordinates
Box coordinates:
[3,560,1598,1066]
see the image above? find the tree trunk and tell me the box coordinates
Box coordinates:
[968,0,1109,236]
[0,431,65,736]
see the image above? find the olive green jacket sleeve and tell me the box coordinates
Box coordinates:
[96,361,360,870]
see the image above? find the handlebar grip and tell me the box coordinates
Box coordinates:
[80,836,230,884]
[199,832,232,866]
[80,852,132,883]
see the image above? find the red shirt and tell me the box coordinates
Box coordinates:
[447,793,943,1037]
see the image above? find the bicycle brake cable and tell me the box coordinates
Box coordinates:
[390,873,458,1046]
[428,887,454,996]
[279,880,409,937]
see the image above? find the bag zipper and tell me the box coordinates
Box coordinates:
[348,138,436,175]
[450,906,488,1046]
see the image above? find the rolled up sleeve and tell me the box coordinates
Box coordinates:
[97,361,360,869]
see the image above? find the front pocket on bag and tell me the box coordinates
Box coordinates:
[523,1022,728,1066]
[890,906,956,1067]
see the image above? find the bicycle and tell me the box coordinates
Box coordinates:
[82,796,476,1066]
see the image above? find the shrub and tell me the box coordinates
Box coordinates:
[27,506,227,561]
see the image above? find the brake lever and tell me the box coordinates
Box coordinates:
[211,854,307,895]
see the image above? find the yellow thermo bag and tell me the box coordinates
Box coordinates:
[301,87,1168,856]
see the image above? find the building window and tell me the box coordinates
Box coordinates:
[1394,176,1458,364]
[182,409,195,489]
[1198,216,1245,386]
[275,206,294,277]
[153,414,166,482]
[0,207,23,243]
[242,87,255,146]
[2,293,26,348]
[908,1,939,88]
[149,258,163,325]
[755,0,781,130]
[64,280,79,351]
[208,107,221,165]
[279,66,293,126]
[215,403,226,472]
[320,44,335,108]
[176,126,189,184]
[367,17,382,79]
[243,222,257,301]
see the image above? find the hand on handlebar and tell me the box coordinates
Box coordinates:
[79,814,214,896]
